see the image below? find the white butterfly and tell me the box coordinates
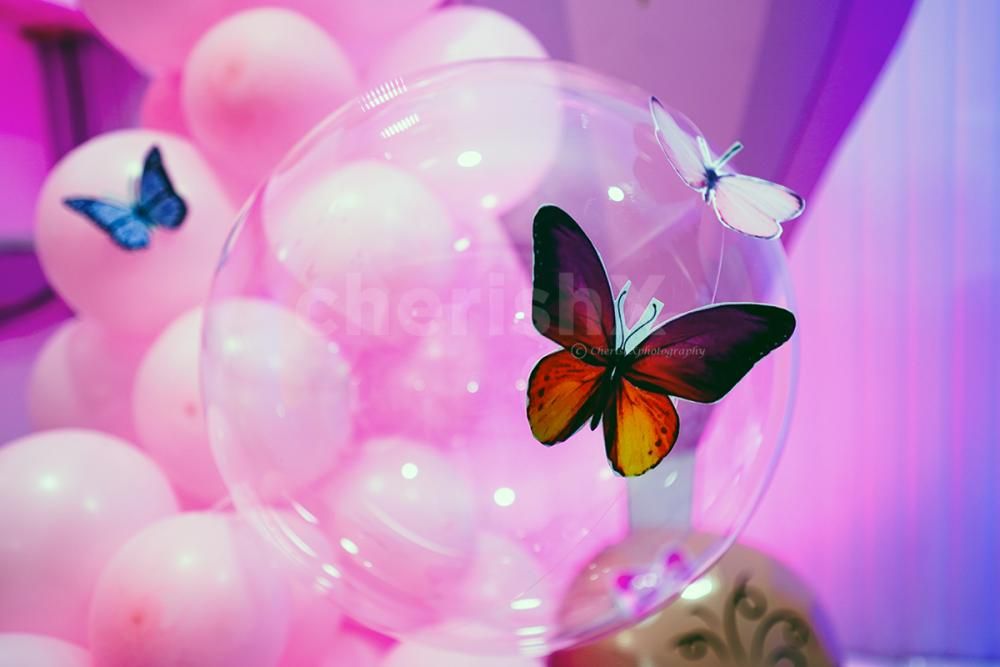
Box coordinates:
[649,96,805,240]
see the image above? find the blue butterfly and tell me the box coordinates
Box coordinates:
[63,146,188,251]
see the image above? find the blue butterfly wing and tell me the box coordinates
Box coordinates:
[63,198,151,251]
[138,146,188,229]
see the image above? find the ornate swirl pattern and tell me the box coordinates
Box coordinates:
[670,574,815,666]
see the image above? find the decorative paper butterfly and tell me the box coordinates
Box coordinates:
[63,146,188,251]
[649,96,805,240]
[526,205,796,477]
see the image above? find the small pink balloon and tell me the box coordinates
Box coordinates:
[381,642,543,667]
[132,308,225,503]
[315,438,477,631]
[80,0,231,72]
[366,8,559,219]
[0,634,91,667]
[34,130,236,336]
[140,73,189,136]
[182,8,358,185]
[263,160,458,349]
[89,513,291,667]
[0,430,178,642]
[28,318,148,441]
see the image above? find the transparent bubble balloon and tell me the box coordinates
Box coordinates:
[203,60,798,656]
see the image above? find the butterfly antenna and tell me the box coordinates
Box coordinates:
[714,141,744,169]
[614,281,631,348]
[622,301,659,350]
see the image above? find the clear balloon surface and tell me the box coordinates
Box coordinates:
[204,60,798,655]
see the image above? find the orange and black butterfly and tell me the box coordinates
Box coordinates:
[526,205,796,477]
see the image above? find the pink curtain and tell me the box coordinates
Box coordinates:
[743,0,1000,658]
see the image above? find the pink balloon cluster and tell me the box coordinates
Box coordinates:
[8,0,580,665]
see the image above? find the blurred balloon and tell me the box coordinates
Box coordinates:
[0,634,91,667]
[34,130,236,336]
[549,532,841,667]
[27,318,148,441]
[262,160,458,348]
[202,299,354,499]
[287,0,443,39]
[132,308,225,503]
[80,0,231,72]
[446,533,555,642]
[382,642,543,667]
[366,8,558,219]
[311,438,477,631]
[182,8,358,185]
[368,7,547,82]
[89,513,291,667]
[140,73,189,136]
[0,430,178,642]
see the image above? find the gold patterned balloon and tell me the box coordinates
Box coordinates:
[549,530,841,667]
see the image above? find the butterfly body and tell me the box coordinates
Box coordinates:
[527,205,796,477]
[63,146,188,251]
[649,96,804,239]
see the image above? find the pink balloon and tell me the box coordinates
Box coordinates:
[80,0,231,72]
[27,318,148,441]
[0,634,91,667]
[202,298,356,494]
[263,160,458,350]
[89,513,290,667]
[368,7,547,81]
[140,73,189,136]
[0,430,178,642]
[138,301,355,504]
[34,130,237,336]
[381,642,542,667]
[365,8,560,219]
[285,0,442,39]
[132,308,224,503]
[182,8,358,185]
[314,438,477,630]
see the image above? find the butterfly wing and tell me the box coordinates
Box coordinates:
[625,303,795,403]
[710,174,805,239]
[649,96,709,190]
[527,350,609,445]
[532,205,617,357]
[138,146,188,229]
[603,378,679,477]
[63,198,152,251]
